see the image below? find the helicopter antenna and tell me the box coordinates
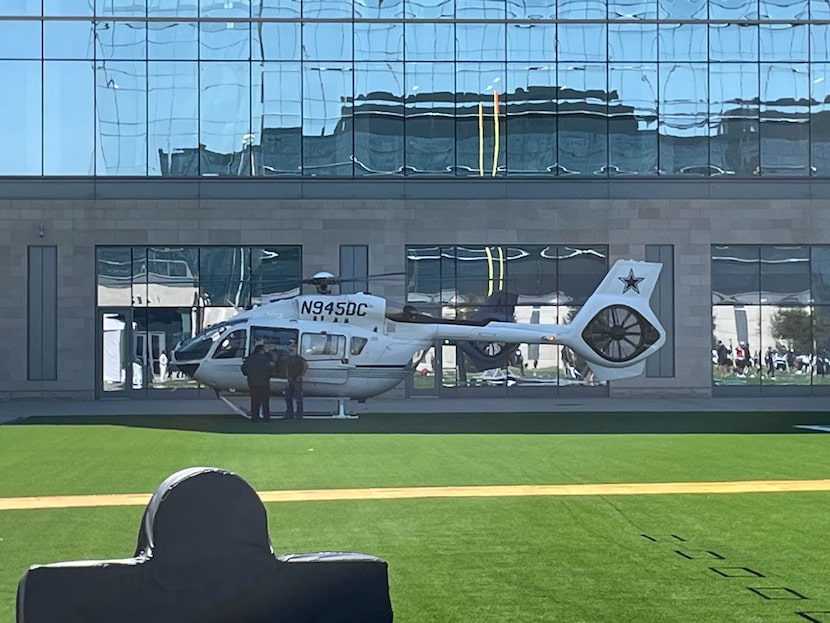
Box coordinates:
[308,272,336,295]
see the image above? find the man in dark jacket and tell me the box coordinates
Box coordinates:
[241,344,273,422]
[285,341,308,419]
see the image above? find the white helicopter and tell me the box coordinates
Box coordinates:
[171,259,666,417]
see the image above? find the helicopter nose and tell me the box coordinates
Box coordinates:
[175,362,200,379]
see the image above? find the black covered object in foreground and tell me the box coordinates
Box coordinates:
[16,467,393,623]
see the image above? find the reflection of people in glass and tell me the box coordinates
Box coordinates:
[285,341,308,419]
[159,350,169,381]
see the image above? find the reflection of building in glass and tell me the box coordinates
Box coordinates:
[3,2,830,403]
[3,7,826,176]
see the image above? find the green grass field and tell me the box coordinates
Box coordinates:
[1,412,829,622]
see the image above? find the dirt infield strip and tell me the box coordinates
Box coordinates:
[2,479,830,511]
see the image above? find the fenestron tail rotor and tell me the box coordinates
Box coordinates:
[581,304,661,363]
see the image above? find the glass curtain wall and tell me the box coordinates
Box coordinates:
[1,1,828,176]
[405,244,608,394]
[712,244,830,391]
[96,244,301,391]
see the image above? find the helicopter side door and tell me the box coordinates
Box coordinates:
[300,332,349,385]
[250,326,299,379]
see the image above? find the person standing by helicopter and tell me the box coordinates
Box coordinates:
[241,343,273,422]
[285,340,308,419]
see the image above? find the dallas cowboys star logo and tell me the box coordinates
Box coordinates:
[619,269,644,294]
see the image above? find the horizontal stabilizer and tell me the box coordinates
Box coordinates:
[588,360,645,382]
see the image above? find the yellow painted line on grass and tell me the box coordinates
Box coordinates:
[2,479,830,511]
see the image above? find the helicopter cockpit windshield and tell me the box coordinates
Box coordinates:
[175,319,247,362]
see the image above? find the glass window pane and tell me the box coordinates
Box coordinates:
[558,63,607,175]
[608,24,657,62]
[812,0,830,18]
[0,20,41,58]
[355,0,404,17]
[709,23,758,61]
[609,64,657,175]
[254,62,302,176]
[609,0,656,19]
[557,24,607,62]
[811,25,830,62]
[457,0,506,17]
[44,0,92,15]
[709,0,758,19]
[405,62,455,174]
[506,63,556,175]
[355,22,403,60]
[508,0,555,18]
[150,61,199,176]
[257,0,301,17]
[507,23,555,62]
[148,0,199,16]
[761,246,810,304]
[251,246,302,298]
[659,63,708,174]
[2,1,42,15]
[200,62,251,176]
[199,247,251,309]
[95,21,146,60]
[405,22,454,60]
[303,0,352,17]
[97,247,134,306]
[405,0,453,17]
[254,22,300,61]
[456,63,506,176]
[456,23,506,61]
[763,305,810,385]
[760,0,807,18]
[302,22,352,60]
[96,0,146,16]
[148,21,198,59]
[712,305,760,385]
[303,62,353,175]
[712,245,760,305]
[354,62,404,175]
[811,63,830,176]
[557,0,606,18]
[145,246,200,307]
[760,23,808,62]
[200,0,250,17]
[759,63,810,175]
[558,246,607,304]
[44,20,94,58]
[659,23,706,62]
[709,63,758,175]
[811,247,830,305]
[44,61,95,174]
[200,21,250,61]
[658,0,706,18]
[0,61,42,174]
[96,61,148,175]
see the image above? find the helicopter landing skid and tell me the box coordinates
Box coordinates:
[218,394,252,419]
[217,394,358,420]
[300,399,359,420]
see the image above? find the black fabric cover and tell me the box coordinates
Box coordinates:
[16,467,393,623]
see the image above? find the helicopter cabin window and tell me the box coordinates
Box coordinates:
[250,327,299,354]
[302,333,346,359]
[350,336,368,356]
[212,329,247,359]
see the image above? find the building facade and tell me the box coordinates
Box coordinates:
[1,0,829,401]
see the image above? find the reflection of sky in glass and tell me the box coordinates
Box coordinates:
[0,4,829,176]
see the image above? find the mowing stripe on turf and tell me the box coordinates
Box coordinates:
[1,479,830,511]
